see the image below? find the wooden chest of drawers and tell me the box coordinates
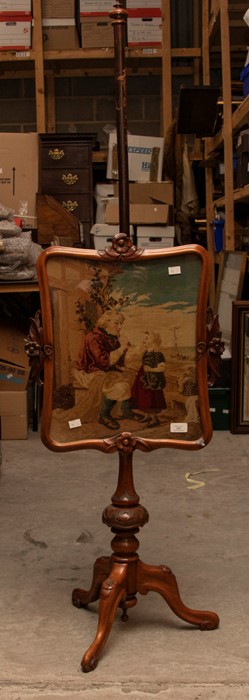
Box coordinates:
[38,134,93,246]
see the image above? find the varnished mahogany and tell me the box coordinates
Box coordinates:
[72,441,219,672]
[70,2,219,671]
[25,1,220,674]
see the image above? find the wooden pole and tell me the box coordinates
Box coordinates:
[109,2,130,237]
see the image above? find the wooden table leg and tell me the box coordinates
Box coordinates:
[81,562,127,672]
[137,559,219,630]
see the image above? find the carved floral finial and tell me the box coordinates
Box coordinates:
[116,432,137,453]
[99,232,143,260]
[24,310,52,385]
[197,307,224,387]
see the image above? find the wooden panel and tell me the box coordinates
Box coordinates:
[36,194,80,244]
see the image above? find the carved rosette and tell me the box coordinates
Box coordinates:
[104,431,151,454]
[24,311,52,384]
[99,232,143,260]
[197,307,224,386]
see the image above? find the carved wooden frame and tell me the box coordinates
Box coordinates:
[29,235,214,455]
[231,300,249,434]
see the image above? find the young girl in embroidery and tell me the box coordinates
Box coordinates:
[131,330,166,427]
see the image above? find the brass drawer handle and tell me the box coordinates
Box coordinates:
[48,148,64,160]
[62,173,79,186]
[62,200,78,212]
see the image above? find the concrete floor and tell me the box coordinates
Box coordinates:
[0,430,249,699]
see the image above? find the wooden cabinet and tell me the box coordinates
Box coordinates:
[38,134,93,245]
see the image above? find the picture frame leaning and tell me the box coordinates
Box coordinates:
[28,235,214,454]
[231,300,249,434]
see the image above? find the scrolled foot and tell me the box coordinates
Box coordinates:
[137,560,219,631]
[72,589,86,609]
[81,653,98,673]
[199,613,219,630]
[72,556,111,608]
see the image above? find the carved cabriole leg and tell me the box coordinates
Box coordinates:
[81,562,127,673]
[73,436,219,672]
[137,560,219,630]
[72,556,111,608]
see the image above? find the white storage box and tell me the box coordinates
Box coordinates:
[94,183,114,223]
[127,11,162,46]
[80,0,112,14]
[137,225,175,248]
[126,1,161,7]
[91,223,134,249]
[0,17,32,49]
[0,0,31,13]
[107,133,164,182]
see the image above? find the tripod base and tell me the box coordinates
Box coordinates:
[72,446,219,672]
[72,553,219,673]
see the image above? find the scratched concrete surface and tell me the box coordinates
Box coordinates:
[0,431,248,699]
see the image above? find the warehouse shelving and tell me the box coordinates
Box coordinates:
[0,0,202,140]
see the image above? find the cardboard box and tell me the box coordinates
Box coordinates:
[0,325,30,392]
[106,182,174,225]
[0,0,31,13]
[80,0,113,14]
[80,16,114,48]
[91,223,134,249]
[41,0,76,19]
[0,133,38,227]
[115,181,174,205]
[94,183,114,223]
[107,133,164,182]
[0,17,32,50]
[136,225,175,248]
[42,19,80,50]
[105,200,169,225]
[0,391,28,439]
[127,10,162,46]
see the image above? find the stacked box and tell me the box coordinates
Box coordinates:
[94,183,114,223]
[0,1,32,50]
[80,0,114,14]
[0,17,32,49]
[41,0,76,18]
[0,391,28,440]
[41,0,80,50]
[127,11,162,46]
[107,133,164,182]
[0,0,31,13]
[42,19,80,50]
[126,1,161,7]
[0,132,39,227]
[91,223,134,249]
[0,324,30,392]
[105,181,174,227]
[79,1,117,48]
[136,225,175,248]
[80,16,114,48]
